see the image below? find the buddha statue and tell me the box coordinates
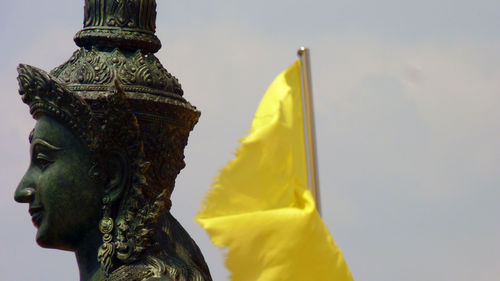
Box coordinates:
[13,1,212,280]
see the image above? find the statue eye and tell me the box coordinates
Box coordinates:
[35,153,54,170]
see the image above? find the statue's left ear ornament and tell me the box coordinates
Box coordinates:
[16,64,100,153]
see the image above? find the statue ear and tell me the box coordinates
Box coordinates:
[104,150,129,205]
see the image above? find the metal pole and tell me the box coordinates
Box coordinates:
[297,47,321,215]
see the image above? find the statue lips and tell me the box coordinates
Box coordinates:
[29,206,44,228]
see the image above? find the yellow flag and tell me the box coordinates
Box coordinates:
[196,61,354,281]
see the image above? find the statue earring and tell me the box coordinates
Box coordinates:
[97,194,116,276]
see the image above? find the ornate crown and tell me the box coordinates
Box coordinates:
[50,0,200,201]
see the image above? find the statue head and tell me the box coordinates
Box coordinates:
[14,64,166,273]
[14,1,211,280]
[15,65,105,251]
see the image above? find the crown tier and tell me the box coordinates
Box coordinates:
[74,0,161,53]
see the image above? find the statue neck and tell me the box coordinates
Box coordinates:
[75,226,105,281]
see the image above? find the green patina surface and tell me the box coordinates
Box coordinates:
[14,1,211,280]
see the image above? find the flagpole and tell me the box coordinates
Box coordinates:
[297,47,321,215]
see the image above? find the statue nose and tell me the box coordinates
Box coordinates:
[15,185,36,203]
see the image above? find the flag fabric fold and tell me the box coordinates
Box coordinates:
[196,61,354,281]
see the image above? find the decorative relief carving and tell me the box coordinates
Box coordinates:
[84,0,106,27]
[139,0,156,31]
[77,0,160,52]
[108,0,138,27]
[83,0,156,31]
[51,48,184,97]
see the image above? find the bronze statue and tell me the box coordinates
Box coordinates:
[14,1,212,280]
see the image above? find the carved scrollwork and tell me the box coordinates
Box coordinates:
[107,0,138,27]
[17,64,99,152]
[77,0,160,52]
[51,48,184,97]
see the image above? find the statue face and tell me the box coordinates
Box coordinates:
[15,115,103,251]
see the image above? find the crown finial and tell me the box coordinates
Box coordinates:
[74,0,161,53]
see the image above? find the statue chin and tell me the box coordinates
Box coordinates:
[35,232,76,253]
[13,1,212,280]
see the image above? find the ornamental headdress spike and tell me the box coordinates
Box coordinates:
[75,0,161,53]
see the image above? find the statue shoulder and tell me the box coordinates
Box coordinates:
[106,256,210,281]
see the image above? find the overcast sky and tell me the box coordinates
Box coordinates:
[1,1,499,280]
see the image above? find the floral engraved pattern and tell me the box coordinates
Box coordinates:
[83,0,154,30]
[77,0,160,52]
[51,48,184,97]
[108,0,138,27]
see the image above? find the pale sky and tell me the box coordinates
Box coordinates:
[1,1,499,280]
